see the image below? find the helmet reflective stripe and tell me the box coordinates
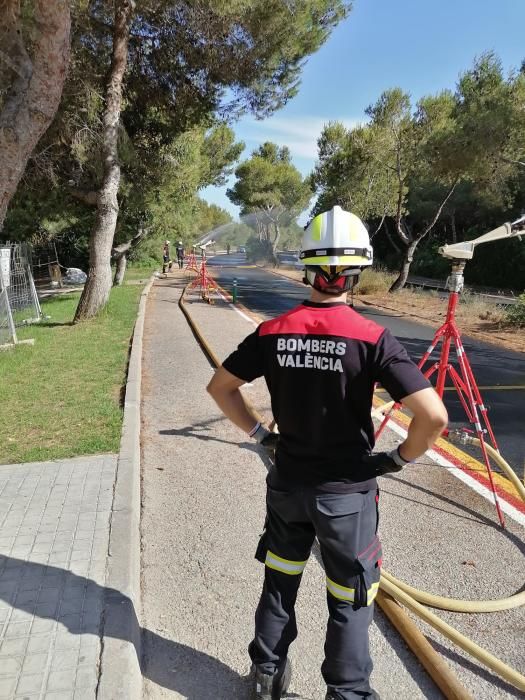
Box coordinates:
[311,214,323,241]
[301,206,373,267]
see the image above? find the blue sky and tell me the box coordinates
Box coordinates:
[202,0,525,219]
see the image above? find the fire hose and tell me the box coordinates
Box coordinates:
[179,284,525,696]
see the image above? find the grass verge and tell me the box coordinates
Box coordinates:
[123,263,159,282]
[0,284,144,464]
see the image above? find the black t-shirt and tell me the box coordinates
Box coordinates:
[223,301,431,490]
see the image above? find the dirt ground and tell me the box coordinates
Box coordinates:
[268,267,525,354]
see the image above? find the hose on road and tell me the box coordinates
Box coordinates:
[179,283,525,696]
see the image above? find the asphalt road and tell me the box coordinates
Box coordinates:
[209,253,525,473]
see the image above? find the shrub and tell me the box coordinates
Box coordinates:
[246,235,273,263]
[356,268,396,295]
[505,293,525,327]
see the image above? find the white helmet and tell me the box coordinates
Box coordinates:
[165,240,170,245]
[300,205,373,266]
[301,206,373,294]
[178,240,183,245]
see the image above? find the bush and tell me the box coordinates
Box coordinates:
[246,235,273,263]
[505,293,525,327]
[356,268,396,295]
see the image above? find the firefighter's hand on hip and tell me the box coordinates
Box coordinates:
[362,446,410,476]
[251,423,279,454]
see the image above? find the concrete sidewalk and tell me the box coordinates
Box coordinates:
[0,455,116,699]
[141,273,524,700]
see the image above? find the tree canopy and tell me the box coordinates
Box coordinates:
[227,142,311,260]
[311,53,525,291]
[1,0,350,315]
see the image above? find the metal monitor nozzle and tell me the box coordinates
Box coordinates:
[438,214,525,261]
[197,239,215,250]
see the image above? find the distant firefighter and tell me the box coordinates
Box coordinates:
[162,240,172,273]
[176,240,185,269]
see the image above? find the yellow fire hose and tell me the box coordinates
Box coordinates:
[178,284,525,695]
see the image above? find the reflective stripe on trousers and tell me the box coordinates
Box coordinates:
[250,484,381,699]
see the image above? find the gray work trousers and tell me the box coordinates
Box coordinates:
[249,479,381,699]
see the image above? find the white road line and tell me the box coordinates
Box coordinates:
[215,288,258,327]
[386,420,525,527]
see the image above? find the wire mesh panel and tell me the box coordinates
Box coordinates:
[31,240,63,289]
[0,286,17,347]
[0,243,42,326]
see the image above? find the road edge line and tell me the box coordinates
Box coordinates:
[98,275,155,700]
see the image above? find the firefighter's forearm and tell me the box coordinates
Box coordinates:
[209,387,262,435]
[399,413,446,461]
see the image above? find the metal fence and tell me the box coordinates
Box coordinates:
[0,285,17,347]
[0,243,42,346]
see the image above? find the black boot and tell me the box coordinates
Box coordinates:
[325,691,381,700]
[251,658,291,700]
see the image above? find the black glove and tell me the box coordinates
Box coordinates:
[260,432,279,452]
[362,447,410,477]
[251,423,279,453]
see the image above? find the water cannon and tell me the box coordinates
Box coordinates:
[439,214,525,261]
[194,239,215,251]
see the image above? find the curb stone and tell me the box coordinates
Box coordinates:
[98,275,156,699]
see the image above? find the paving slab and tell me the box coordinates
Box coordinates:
[0,455,116,699]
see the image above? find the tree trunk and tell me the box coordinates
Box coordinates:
[74,0,135,322]
[0,0,71,231]
[271,222,280,266]
[111,228,147,286]
[113,253,127,286]
[389,239,418,292]
[389,181,458,293]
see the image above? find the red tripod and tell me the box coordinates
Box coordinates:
[189,249,216,302]
[375,261,506,527]
[185,247,199,274]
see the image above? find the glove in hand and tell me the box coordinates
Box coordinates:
[252,423,279,454]
[362,451,404,477]
[260,431,279,453]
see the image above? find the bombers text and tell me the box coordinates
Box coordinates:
[276,337,346,373]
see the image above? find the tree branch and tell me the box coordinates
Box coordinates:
[501,155,525,168]
[112,227,147,257]
[418,178,459,241]
[394,140,411,245]
[370,212,386,239]
[383,218,401,253]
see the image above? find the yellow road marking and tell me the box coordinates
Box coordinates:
[372,395,522,501]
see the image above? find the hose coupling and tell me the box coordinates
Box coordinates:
[446,428,476,446]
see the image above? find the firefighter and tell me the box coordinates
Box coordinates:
[207,205,448,700]
[176,240,185,269]
[162,240,172,273]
